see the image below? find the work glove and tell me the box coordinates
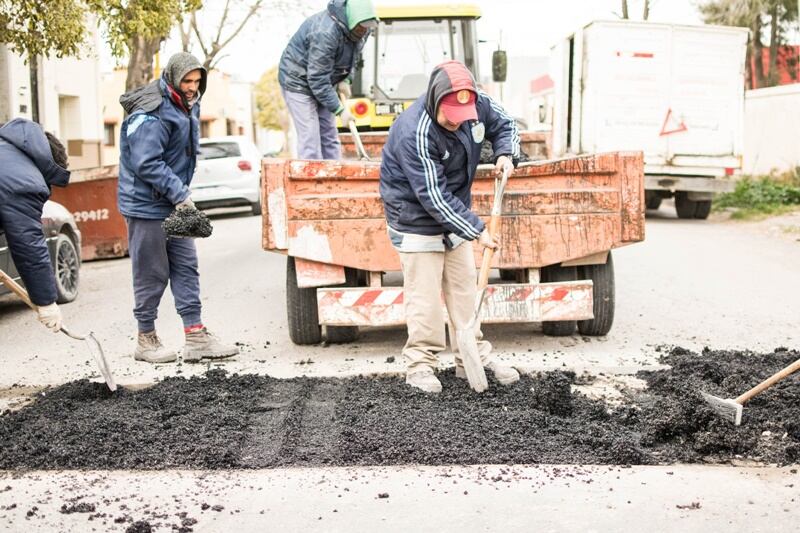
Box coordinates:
[37,302,62,332]
[495,155,515,178]
[337,81,352,100]
[478,228,500,250]
[176,197,195,210]
[337,103,355,127]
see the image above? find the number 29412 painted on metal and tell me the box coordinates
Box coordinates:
[72,209,110,222]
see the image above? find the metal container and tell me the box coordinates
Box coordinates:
[50,165,128,261]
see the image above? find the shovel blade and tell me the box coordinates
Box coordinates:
[455,327,488,393]
[701,392,742,426]
[86,333,117,392]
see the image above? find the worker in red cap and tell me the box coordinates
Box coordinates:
[379,60,521,393]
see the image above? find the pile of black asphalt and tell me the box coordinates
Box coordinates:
[0,347,797,470]
[161,207,213,238]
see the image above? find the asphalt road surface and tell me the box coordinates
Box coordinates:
[1,204,800,531]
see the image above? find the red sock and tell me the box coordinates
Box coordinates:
[184,324,204,334]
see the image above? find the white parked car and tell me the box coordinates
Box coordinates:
[191,136,262,216]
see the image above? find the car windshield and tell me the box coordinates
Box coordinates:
[362,19,464,101]
[198,142,241,160]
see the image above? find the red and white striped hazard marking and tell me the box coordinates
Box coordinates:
[317,281,594,327]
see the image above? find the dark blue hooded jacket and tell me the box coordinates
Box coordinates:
[379,66,520,241]
[278,0,368,114]
[117,57,206,220]
[0,118,70,305]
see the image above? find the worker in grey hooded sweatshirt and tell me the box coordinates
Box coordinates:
[117,52,238,364]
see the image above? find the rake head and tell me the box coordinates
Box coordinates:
[700,391,743,426]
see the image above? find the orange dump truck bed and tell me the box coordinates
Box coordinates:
[262,152,644,345]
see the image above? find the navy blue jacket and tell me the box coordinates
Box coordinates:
[380,92,520,240]
[278,0,368,114]
[117,75,200,220]
[0,119,70,305]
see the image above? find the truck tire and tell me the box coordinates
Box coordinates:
[541,264,577,336]
[286,257,322,345]
[645,191,662,210]
[675,191,697,219]
[325,267,360,344]
[693,200,712,220]
[577,252,615,336]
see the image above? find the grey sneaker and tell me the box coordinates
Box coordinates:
[183,327,238,363]
[134,331,177,363]
[456,361,520,385]
[405,370,442,393]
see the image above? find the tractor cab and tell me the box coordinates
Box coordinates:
[343,4,482,130]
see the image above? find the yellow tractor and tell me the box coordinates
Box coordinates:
[340,3,483,131]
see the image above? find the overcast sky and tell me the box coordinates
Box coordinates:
[119,0,704,82]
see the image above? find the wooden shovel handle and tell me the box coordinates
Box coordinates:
[0,269,36,310]
[737,357,800,404]
[477,214,500,291]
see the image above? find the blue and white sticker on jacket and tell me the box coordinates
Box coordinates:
[471,121,485,143]
[127,114,156,137]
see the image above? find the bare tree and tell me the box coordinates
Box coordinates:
[643,0,650,20]
[621,0,629,19]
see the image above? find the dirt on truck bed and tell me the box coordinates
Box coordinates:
[0,347,798,469]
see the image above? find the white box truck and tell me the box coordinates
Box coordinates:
[550,21,748,219]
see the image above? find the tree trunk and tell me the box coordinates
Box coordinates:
[29,55,40,124]
[621,0,629,19]
[643,0,650,21]
[125,35,163,92]
[767,4,780,87]
[752,16,767,89]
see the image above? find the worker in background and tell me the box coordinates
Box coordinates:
[117,52,238,364]
[278,0,378,159]
[379,60,522,393]
[0,119,70,332]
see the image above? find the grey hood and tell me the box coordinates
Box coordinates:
[120,52,207,115]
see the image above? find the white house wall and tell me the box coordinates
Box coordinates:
[744,83,800,175]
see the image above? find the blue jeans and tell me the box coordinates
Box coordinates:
[126,217,202,332]
[282,88,341,160]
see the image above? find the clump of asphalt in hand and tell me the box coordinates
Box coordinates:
[0,348,797,469]
[162,207,213,238]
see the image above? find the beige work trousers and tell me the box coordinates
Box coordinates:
[399,242,492,374]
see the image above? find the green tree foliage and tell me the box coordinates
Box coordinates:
[0,0,87,59]
[699,0,798,88]
[255,66,288,131]
[85,0,202,91]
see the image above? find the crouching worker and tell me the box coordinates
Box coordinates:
[0,119,70,332]
[379,61,522,393]
[118,52,238,364]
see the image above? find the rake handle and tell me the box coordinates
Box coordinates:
[0,268,36,310]
[736,357,800,404]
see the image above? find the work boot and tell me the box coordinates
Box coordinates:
[456,360,520,385]
[405,370,442,393]
[134,331,177,363]
[183,327,238,363]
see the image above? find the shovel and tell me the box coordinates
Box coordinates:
[0,268,117,391]
[701,356,800,425]
[455,166,510,393]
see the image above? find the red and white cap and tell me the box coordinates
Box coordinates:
[439,89,478,123]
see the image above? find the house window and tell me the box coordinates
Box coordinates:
[103,123,116,146]
[201,120,212,138]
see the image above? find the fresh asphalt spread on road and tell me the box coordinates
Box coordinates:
[1,347,797,471]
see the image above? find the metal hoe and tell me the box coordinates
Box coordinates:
[455,166,510,393]
[0,268,117,392]
[701,356,800,425]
